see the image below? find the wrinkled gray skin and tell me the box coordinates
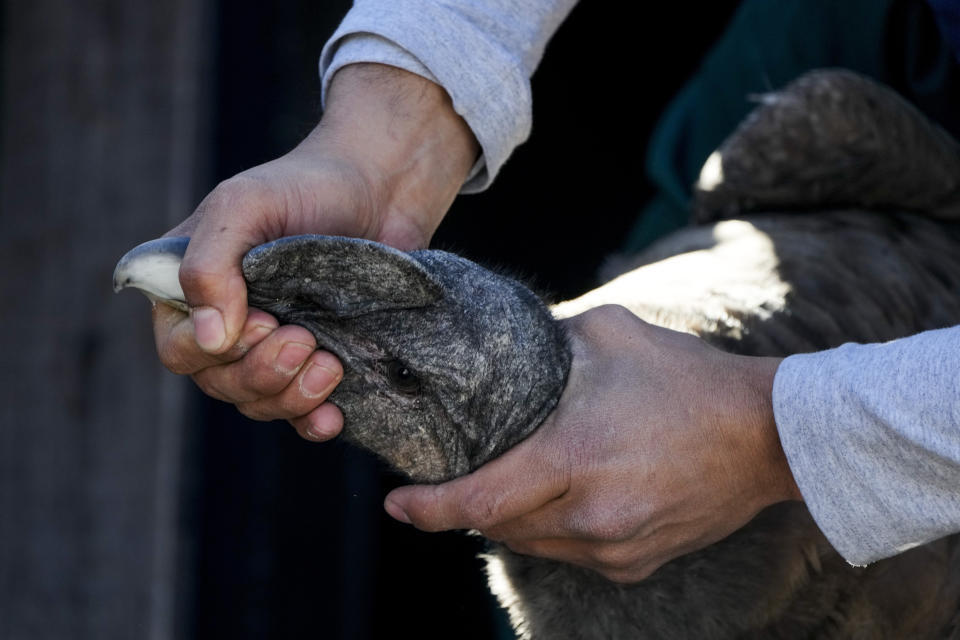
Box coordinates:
[116,71,960,638]
[241,237,570,483]
[114,234,571,484]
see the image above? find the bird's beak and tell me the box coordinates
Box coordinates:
[113,236,191,311]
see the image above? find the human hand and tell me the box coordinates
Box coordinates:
[153,64,478,440]
[384,305,802,583]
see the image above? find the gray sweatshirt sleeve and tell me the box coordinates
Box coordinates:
[319,0,578,192]
[773,325,960,566]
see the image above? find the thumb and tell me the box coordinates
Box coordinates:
[168,185,265,354]
[179,233,250,354]
[384,439,570,533]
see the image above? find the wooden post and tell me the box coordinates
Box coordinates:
[0,2,212,637]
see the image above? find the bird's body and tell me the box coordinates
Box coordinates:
[115,70,960,638]
[497,207,960,640]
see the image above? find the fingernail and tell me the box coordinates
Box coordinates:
[275,342,314,374]
[246,323,275,343]
[306,421,334,441]
[192,307,226,352]
[300,362,339,398]
[384,498,412,524]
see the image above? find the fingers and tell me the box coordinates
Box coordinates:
[178,239,253,355]
[190,324,318,401]
[289,403,345,442]
[154,301,346,440]
[384,435,570,532]
[190,325,345,433]
[228,349,342,419]
[154,163,372,438]
[153,304,279,374]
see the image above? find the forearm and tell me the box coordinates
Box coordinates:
[774,325,960,566]
[319,0,579,191]
[725,353,802,509]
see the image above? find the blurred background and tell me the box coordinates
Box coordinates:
[4,1,956,638]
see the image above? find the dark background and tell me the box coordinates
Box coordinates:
[0,2,740,639]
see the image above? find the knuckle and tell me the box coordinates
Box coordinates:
[191,370,230,402]
[250,373,290,398]
[177,259,220,294]
[159,353,189,376]
[157,342,195,376]
[207,174,270,209]
[589,542,641,573]
[196,175,276,229]
[240,352,290,396]
[280,378,326,415]
[573,504,634,542]
[235,401,272,422]
[594,517,634,543]
[237,389,307,422]
[600,564,652,585]
[154,315,197,375]
[579,304,634,329]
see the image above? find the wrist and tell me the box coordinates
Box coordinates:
[303,63,479,249]
[732,355,803,506]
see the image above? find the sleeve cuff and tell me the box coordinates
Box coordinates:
[319,3,536,193]
[773,328,960,566]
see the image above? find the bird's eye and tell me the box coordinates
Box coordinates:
[386,359,421,394]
